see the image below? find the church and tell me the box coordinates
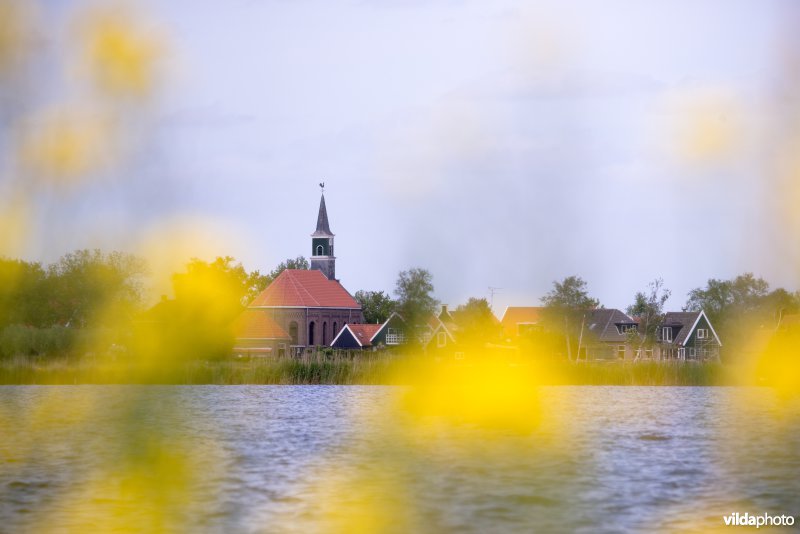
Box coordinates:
[232,190,364,357]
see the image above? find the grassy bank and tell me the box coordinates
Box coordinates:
[0,354,751,386]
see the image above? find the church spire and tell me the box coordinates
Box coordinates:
[310,183,336,280]
[313,192,333,237]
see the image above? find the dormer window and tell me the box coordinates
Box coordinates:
[618,324,637,334]
[662,327,672,343]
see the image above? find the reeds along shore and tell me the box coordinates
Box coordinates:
[0,352,749,386]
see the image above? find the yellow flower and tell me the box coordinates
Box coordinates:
[18,106,111,184]
[78,8,164,98]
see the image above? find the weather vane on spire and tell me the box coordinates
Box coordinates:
[319,182,325,193]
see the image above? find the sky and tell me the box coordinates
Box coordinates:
[7,0,800,314]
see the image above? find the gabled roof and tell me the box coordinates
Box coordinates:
[663,310,722,346]
[311,194,334,237]
[584,308,638,343]
[349,324,382,347]
[425,315,457,346]
[331,323,382,347]
[500,306,544,337]
[662,312,699,345]
[232,309,291,340]
[369,311,405,342]
[249,269,359,308]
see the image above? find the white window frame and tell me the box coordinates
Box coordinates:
[386,328,405,345]
[617,345,626,358]
[697,328,707,339]
[437,331,446,347]
[689,347,696,358]
[662,327,672,343]
[678,348,686,360]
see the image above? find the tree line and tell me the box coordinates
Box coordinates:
[2,249,797,361]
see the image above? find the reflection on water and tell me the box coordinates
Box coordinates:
[0,386,798,532]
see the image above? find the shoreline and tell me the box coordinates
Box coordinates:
[0,357,756,386]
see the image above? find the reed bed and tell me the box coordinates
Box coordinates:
[0,353,749,386]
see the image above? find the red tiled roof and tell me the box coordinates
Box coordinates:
[249,269,360,308]
[500,306,544,338]
[347,324,383,346]
[232,309,290,340]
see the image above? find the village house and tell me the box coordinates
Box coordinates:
[424,310,459,358]
[500,306,545,342]
[330,312,407,350]
[577,308,641,361]
[656,310,721,361]
[233,190,364,356]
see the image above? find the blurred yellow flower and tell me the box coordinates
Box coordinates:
[78,8,163,98]
[18,106,112,184]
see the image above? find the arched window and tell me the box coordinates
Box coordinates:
[322,322,328,345]
[289,321,298,345]
[316,245,324,256]
[308,321,315,346]
[333,322,338,340]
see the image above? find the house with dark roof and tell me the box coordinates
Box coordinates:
[424,312,459,357]
[233,191,364,354]
[578,308,641,360]
[330,312,409,350]
[657,310,721,361]
[329,323,383,349]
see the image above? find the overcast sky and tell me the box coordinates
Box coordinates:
[21,0,800,314]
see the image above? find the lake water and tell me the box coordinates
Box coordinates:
[1,386,798,533]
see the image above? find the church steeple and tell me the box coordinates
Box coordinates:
[312,192,333,237]
[310,183,336,280]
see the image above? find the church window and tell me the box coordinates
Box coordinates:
[316,245,324,256]
[309,321,316,346]
[322,322,328,345]
[289,322,299,345]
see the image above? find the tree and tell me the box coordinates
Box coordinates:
[0,258,46,328]
[684,273,800,362]
[540,276,600,360]
[267,256,309,283]
[454,297,500,346]
[355,290,395,324]
[541,276,600,310]
[394,268,438,345]
[685,273,770,326]
[43,249,148,328]
[626,278,671,351]
[135,256,268,362]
